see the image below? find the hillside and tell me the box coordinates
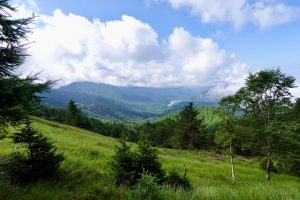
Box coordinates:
[162,106,222,126]
[0,118,299,200]
[43,82,217,120]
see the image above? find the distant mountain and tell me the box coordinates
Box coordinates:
[42,82,217,120]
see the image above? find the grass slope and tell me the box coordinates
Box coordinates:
[0,117,299,200]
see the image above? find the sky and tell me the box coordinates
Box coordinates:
[13,0,300,98]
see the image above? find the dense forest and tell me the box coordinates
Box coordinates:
[0,1,299,199]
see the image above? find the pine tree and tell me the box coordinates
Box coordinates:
[1,118,63,182]
[0,0,52,133]
[135,134,164,181]
[110,135,137,186]
[175,103,207,149]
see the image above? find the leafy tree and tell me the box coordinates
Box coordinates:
[0,0,52,133]
[0,118,63,182]
[226,68,296,181]
[215,96,239,180]
[175,103,208,149]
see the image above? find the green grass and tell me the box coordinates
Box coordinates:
[0,117,299,200]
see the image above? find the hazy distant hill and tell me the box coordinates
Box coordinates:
[42,82,217,120]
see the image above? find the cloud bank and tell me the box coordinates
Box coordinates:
[164,0,300,29]
[16,1,251,99]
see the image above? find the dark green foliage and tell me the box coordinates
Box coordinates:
[0,119,63,182]
[140,119,176,148]
[135,135,164,181]
[0,1,52,132]
[163,168,191,190]
[0,0,31,77]
[174,103,208,149]
[295,99,300,119]
[128,172,163,200]
[110,135,137,186]
[111,134,164,186]
[221,68,297,180]
[64,100,92,129]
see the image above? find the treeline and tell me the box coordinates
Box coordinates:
[33,101,139,141]
[34,91,300,179]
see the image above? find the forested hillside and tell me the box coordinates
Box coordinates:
[42,82,216,120]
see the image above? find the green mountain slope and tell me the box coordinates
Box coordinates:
[43,82,217,120]
[0,117,299,200]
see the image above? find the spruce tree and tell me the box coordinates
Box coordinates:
[0,0,52,133]
[175,103,207,149]
[1,118,63,182]
[111,135,136,186]
[135,134,164,181]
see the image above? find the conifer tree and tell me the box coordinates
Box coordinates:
[135,134,164,181]
[175,103,207,149]
[1,118,63,182]
[111,135,136,186]
[0,0,52,133]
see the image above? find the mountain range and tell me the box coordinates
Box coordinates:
[42,82,217,120]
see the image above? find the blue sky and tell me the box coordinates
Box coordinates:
[16,0,300,97]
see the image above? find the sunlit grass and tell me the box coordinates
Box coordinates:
[0,117,299,199]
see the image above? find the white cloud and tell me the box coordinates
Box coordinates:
[291,84,300,99]
[15,2,249,99]
[165,0,300,29]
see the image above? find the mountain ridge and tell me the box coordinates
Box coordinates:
[43,81,217,120]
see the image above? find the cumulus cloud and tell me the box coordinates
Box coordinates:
[291,84,300,99]
[165,0,300,29]
[15,1,249,99]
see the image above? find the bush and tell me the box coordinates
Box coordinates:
[128,172,163,200]
[163,168,191,190]
[111,134,164,186]
[0,119,63,183]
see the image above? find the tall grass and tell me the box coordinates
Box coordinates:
[0,117,299,200]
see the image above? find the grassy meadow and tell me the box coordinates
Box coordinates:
[0,117,299,200]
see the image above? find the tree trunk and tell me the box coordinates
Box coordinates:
[229,138,235,180]
[183,164,187,178]
[266,140,272,181]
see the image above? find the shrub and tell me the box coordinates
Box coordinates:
[163,168,191,190]
[128,172,163,200]
[111,134,164,186]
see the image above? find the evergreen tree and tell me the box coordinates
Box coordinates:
[1,118,63,182]
[111,134,164,186]
[135,134,164,181]
[64,100,92,129]
[175,103,207,149]
[110,135,137,186]
[65,100,80,125]
[0,0,52,133]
